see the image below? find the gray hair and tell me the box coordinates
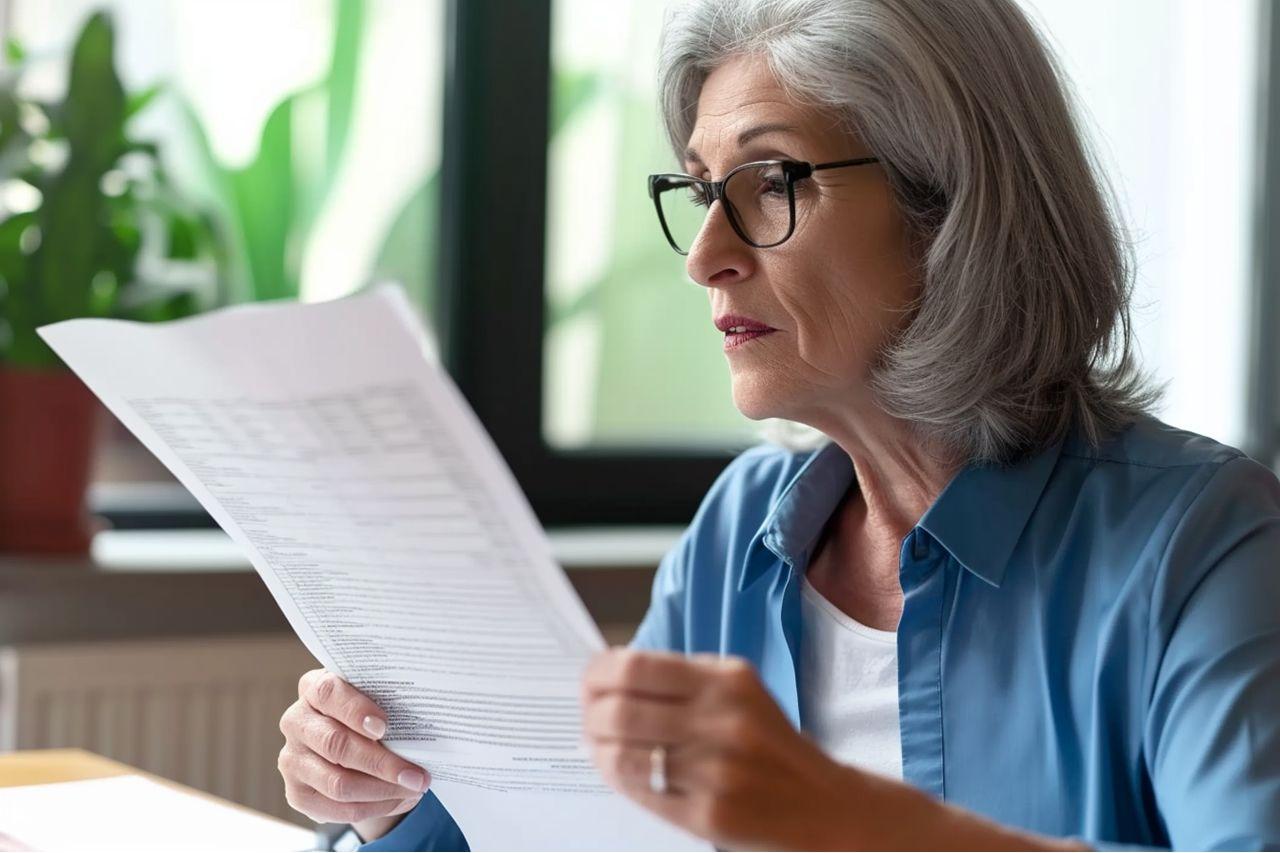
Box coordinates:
[659,0,1162,465]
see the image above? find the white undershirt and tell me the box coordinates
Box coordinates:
[797,573,904,781]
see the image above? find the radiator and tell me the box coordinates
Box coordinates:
[0,633,318,824]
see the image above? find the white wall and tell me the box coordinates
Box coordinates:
[1018,0,1261,448]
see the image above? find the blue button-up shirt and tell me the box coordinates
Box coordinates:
[365,414,1280,851]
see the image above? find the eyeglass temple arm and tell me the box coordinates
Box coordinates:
[811,156,881,172]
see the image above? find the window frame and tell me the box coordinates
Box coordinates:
[1246,0,1280,470]
[431,0,736,528]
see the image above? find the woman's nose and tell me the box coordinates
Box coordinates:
[685,202,756,288]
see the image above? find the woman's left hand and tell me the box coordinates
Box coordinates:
[582,647,1092,852]
[580,647,876,850]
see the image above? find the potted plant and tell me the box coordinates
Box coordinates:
[0,11,219,553]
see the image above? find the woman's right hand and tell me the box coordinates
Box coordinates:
[278,669,432,841]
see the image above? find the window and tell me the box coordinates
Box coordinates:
[435,0,735,527]
[540,0,1268,459]
[7,0,1276,529]
[521,0,1277,523]
[543,0,756,451]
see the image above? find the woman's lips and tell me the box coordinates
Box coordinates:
[714,314,776,350]
[723,328,776,350]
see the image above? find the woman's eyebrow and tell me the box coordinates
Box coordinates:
[683,122,801,167]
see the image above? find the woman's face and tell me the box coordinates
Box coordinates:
[683,53,919,428]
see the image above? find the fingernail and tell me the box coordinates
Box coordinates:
[398,769,427,791]
[362,716,386,739]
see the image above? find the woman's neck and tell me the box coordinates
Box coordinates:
[814,400,961,536]
[800,402,962,629]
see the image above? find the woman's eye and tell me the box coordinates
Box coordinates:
[757,177,786,196]
[687,188,710,207]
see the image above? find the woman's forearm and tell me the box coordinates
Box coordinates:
[828,766,1092,851]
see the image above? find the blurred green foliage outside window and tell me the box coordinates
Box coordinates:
[543,0,758,451]
[6,0,445,486]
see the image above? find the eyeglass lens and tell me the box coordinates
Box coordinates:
[657,163,793,253]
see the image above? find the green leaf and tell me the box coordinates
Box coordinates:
[0,89,21,152]
[125,82,162,120]
[0,214,33,359]
[123,139,160,158]
[228,97,297,301]
[174,97,252,300]
[33,162,107,323]
[36,101,66,140]
[62,11,126,171]
[168,0,367,304]
[5,328,58,366]
[87,270,119,316]
[30,10,129,326]
[325,0,363,180]
[292,0,365,240]
[2,215,57,364]
[166,211,199,260]
[100,201,142,285]
[4,38,25,64]
[0,9,228,365]
[115,283,198,323]
[0,212,36,269]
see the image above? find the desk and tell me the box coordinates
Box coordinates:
[0,748,308,834]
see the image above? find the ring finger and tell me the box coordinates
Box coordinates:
[591,739,693,798]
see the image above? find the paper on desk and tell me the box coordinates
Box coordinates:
[0,775,313,850]
[38,286,706,852]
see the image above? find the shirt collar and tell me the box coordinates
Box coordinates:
[745,432,1068,591]
[755,441,853,574]
[917,433,1067,587]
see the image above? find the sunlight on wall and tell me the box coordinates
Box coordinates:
[1020,0,1258,449]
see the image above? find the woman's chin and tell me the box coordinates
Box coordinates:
[730,380,793,422]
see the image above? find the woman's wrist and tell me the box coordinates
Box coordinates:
[352,812,408,845]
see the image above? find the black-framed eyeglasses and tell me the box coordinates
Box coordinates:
[647,157,881,255]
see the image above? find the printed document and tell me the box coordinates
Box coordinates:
[39,286,705,851]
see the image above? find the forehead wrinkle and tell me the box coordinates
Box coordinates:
[684,121,805,166]
[686,90,808,168]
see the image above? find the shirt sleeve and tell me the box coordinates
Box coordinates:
[357,790,468,850]
[628,444,788,654]
[628,530,691,652]
[1139,455,1280,850]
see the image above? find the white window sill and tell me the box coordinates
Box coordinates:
[89,527,683,573]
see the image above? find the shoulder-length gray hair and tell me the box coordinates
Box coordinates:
[659,0,1161,465]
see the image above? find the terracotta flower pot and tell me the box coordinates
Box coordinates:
[0,365,106,554]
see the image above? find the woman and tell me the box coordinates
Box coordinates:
[277,0,1280,849]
